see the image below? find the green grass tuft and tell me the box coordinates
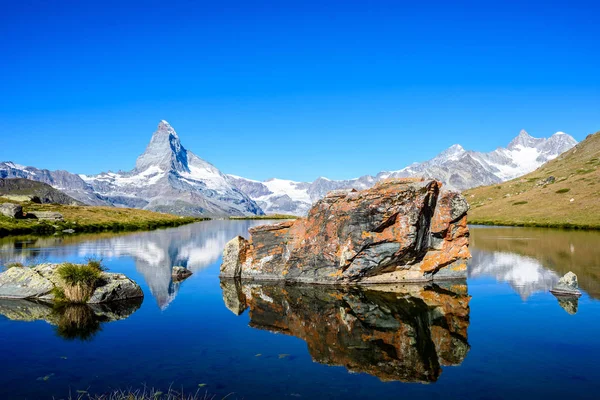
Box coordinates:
[555,188,570,194]
[3,262,25,270]
[57,263,102,286]
[512,201,528,205]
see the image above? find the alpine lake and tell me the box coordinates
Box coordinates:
[0,220,599,399]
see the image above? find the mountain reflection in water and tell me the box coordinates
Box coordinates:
[468,226,600,301]
[221,280,471,382]
[0,220,266,309]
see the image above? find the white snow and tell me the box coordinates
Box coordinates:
[263,178,312,203]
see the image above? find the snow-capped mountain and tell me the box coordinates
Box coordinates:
[229,130,577,215]
[0,121,263,217]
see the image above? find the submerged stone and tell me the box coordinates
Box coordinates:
[220,179,470,283]
[171,266,193,282]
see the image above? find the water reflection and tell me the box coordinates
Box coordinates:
[0,298,142,341]
[0,221,266,309]
[469,251,559,300]
[468,226,600,301]
[221,280,470,382]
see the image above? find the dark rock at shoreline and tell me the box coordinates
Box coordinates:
[220,178,470,284]
[27,211,64,221]
[0,203,23,218]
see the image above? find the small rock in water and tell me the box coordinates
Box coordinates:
[550,271,582,297]
[172,266,193,282]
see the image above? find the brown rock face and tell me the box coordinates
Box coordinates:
[221,179,470,283]
[220,280,470,382]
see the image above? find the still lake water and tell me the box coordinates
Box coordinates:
[0,221,599,399]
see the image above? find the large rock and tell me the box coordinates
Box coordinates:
[220,280,470,382]
[0,203,23,218]
[220,179,470,284]
[550,271,582,297]
[27,211,64,221]
[0,263,143,303]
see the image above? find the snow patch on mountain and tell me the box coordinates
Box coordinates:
[229,129,577,215]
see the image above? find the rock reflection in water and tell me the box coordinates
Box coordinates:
[0,298,142,341]
[221,280,470,382]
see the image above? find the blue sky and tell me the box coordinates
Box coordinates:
[1,0,599,181]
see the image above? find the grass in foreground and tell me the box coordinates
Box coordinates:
[464,130,600,229]
[0,198,205,237]
[67,387,225,400]
[229,213,298,220]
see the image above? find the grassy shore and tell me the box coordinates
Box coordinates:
[464,131,600,230]
[229,214,298,220]
[0,198,205,237]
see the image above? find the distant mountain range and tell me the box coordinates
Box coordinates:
[0,121,577,216]
[229,129,577,215]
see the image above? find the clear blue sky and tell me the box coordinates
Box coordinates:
[1,0,599,181]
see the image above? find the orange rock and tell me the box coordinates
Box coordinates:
[221,179,470,283]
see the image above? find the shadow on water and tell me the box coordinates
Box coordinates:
[220,279,471,383]
[469,226,600,302]
[0,298,142,341]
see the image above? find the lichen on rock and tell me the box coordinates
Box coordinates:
[220,178,470,284]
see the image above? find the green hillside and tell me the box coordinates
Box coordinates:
[0,178,83,205]
[464,131,600,229]
[0,198,203,236]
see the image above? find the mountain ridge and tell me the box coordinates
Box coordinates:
[229,130,577,215]
[1,121,263,217]
[0,123,578,217]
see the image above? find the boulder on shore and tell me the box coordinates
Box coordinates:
[0,203,23,219]
[27,211,64,221]
[0,263,143,303]
[550,271,582,297]
[220,178,470,284]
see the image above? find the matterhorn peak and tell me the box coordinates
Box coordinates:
[135,120,188,172]
[156,120,178,137]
